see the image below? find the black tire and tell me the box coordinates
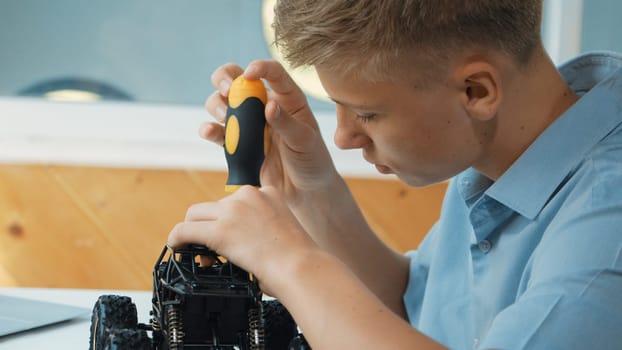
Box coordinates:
[106,328,151,350]
[262,300,299,350]
[89,295,139,350]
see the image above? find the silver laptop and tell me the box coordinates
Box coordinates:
[0,294,90,337]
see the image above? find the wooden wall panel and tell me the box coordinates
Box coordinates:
[0,164,446,290]
[347,178,446,253]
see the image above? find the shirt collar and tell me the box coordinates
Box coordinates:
[484,51,622,219]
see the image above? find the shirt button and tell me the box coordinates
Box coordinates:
[473,337,480,349]
[478,240,492,253]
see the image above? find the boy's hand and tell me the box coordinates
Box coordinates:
[203,60,338,206]
[167,185,318,297]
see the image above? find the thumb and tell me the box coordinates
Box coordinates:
[265,100,319,151]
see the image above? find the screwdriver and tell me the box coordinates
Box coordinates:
[224,76,269,192]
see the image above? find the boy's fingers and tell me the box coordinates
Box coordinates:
[207,60,319,151]
[204,91,227,123]
[168,222,212,249]
[185,202,221,221]
[199,255,216,267]
[243,60,302,97]
[199,122,225,146]
[265,100,319,152]
[211,63,245,96]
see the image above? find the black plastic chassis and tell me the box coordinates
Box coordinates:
[151,244,263,349]
[89,244,309,350]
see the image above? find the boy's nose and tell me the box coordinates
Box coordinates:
[333,107,371,150]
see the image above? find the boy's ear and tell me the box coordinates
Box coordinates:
[455,61,501,121]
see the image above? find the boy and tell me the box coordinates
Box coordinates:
[168,1,622,348]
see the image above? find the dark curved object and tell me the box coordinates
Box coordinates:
[18,77,133,101]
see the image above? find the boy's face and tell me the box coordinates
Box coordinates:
[317,67,493,187]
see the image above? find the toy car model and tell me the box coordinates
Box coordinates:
[89,244,310,349]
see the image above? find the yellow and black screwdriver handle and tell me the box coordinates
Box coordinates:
[224,76,269,192]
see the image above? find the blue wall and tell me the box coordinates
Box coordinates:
[0,1,273,106]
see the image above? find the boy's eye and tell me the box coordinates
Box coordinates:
[356,113,377,123]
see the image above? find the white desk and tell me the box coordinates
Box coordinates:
[0,287,152,350]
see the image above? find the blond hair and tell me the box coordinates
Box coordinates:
[273,0,543,82]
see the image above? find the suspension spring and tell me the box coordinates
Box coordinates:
[166,305,185,350]
[248,306,265,350]
[151,311,161,332]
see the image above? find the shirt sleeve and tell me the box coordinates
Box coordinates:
[479,175,622,350]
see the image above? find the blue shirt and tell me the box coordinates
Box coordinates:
[404,51,622,350]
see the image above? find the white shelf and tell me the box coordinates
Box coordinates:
[0,97,386,179]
